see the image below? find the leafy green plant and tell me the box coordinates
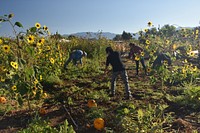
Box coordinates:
[172,84,200,110]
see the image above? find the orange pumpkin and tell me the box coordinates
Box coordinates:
[0,97,6,104]
[39,108,47,115]
[94,118,105,130]
[87,100,97,108]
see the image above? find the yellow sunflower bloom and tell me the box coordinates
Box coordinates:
[144,29,149,32]
[34,79,39,85]
[147,21,152,27]
[190,51,195,57]
[165,40,170,44]
[163,60,168,65]
[0,39,3,45]
[195,30,199,35]
[40,75,43,81]
[11,85,17,91]
[8,13,14,19]
[147,68,151,73]
[42,92,48,99]
[140,52,144,56]
[35,22,41,29]
[135,56,140,61]
[2,45,10,53]
[46,46,51,50]
[50,58,55,64]
[0,76,5,82]
[27,35,35,44]
[43,25,48,31]
[184,59,188,63]
[37,38,45,46]
[10,61,18,69]
[145,40,150,45]
[172,44,176,50]
[182,68,186,74]
[193,66,197,72]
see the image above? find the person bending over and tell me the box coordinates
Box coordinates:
[64,49,87,70]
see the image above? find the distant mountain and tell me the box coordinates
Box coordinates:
[62,32,141,40]
[63,32,118,40]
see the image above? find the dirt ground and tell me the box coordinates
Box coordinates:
[0,58,200,133]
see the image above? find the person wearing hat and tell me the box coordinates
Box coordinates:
[64,49,87,70]
[105,46,132,100]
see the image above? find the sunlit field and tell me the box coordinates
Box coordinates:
[0,13,200,133]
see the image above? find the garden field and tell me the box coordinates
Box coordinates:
[0,14,200,133]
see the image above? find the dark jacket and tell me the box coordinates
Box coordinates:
[106,51,125,72]
[129,45,144,58]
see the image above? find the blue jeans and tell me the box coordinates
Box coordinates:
[111,70,131,97]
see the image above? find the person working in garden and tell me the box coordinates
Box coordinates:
[129,43,147,76]
[152,53,172,69]
[104,46,132,100]
[64,49,87,70]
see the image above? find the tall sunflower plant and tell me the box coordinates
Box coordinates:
[0,13,52,110]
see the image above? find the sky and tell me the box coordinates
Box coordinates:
[1,0,200,37]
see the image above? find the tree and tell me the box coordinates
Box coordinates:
[158,24,176,37]
[113,34,122,41]
[121,31,132,40]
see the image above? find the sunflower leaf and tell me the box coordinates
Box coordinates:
[14,22,23,28]
[29,27,37,33]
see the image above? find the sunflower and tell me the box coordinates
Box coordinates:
[27,35,35,44]
[195,30,199,35]
[145,40,150,45]
[10,61,18,69]
[11,85,17,91]
[0,39,3,45]
[34,79,39,85]
[42,92,48,99]
[165,40,170,44]
[144,29,149,32]
[40,75,43,81]
[190,51,195,57]
[184,59,188,63]
[140,51,144,56]
[35,22,41,29]
[147,21,152,27]
[147,68,151,73]
[8,13,14,19]
[163,60,168,65]
[182,68,186,74]
[43,25,48,31]
[46,46,51,50]
[134,56,140,61]
[0,76,5,82]
[50,58,55,64]
[188,46,192,51]
[37,38,45,46]
[193,66,197,72]
[2,45,10,53]
[172,44,176,50]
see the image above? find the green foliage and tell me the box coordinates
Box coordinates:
[1,13,200,132]
[18,116,75,133]
[59,120,76,133]
[172,84,200,110]
[116,103,172,133]
[14,22,23,28]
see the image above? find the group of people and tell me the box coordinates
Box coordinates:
[63,43,172,100]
